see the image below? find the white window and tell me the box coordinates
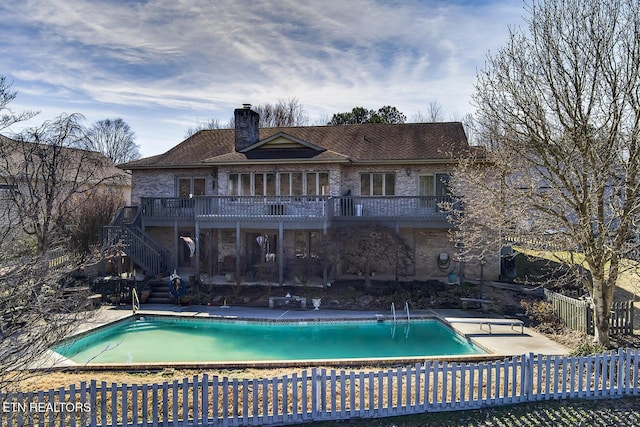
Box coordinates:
[254,173,276,196]
[177,177,206,197]
[305,172,329,196]
[418,173,451,208]
[360,173,395,196]
[229,172,328,196]
[228,173,251,196]
[279,172,303,196]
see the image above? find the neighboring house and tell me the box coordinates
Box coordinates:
[115,105,497,283]
[0,134,131,241]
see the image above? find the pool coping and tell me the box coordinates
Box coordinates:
[37,305,568,371]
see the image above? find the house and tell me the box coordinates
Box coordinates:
[0,134,131,245]
[114,104,497,283]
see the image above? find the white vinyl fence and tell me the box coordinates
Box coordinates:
[3,349,640,427]
[545,289,635,335]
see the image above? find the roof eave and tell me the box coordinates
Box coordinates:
[351,158,462,165]
[120,163,214,170]
[203,158,352,166]
[121,158,477,169]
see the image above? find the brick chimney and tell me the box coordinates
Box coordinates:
[234,104,259,152]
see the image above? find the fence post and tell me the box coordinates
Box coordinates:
[617,348,625,397]
[524,353,534,402]
[311,368,322,420]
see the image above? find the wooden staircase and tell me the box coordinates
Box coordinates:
[101,207,171,277]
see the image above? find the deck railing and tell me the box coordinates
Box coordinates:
[2,349,640,426]
[109,205,139,226]
[140,195,452,223]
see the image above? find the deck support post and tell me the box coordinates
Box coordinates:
[195,221,200,279]
[322,227,328,286]
[236,222,241,282]
[174,219,179,271]
[278,221,284,285]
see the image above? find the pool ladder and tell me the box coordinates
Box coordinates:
[391,302,411,338]
[390,302,411,323]
[404,302,411,338]
[132,288,140,314]
[405,302,411,324]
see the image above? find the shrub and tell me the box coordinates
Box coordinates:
[569,340,607,356]
[69,192,124,254]
[520,299,557,325]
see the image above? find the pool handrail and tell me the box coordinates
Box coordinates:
[391,302,396,323]
[405,301,411,324]
[132,288,140,314]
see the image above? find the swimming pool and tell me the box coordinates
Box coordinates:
[54,316,484,365]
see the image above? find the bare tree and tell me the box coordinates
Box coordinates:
[451,0,640,346]
[413,101,444,122]
[184,98,307,138]
[253,97,308,127]
[322,224,413,287]
[0,114,128,254]
[84,118,140,165]
[0,76,37,131]
[0,247,97,392]
[0,76,97,393]
[450,112,476,146]
[69,191,124,254]
[184,118,231,139]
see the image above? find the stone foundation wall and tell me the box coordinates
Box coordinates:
[140,224,499,281]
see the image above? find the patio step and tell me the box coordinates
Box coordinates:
[147,279,172,304]
[147,296,172,304]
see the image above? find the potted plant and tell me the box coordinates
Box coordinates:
[447,269,458,284]
[137,282,152,303]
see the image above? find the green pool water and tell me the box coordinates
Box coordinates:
[54,317,484,364]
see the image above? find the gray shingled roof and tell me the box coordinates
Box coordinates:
[121,122,471,169]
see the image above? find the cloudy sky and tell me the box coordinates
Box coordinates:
[0,0,524,158]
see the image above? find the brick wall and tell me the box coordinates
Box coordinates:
[131,168,215,205]
[340,164,455,196]
[412,229,499,280]
[132,163,455,203]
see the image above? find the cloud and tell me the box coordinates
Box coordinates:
[0,0,524,156]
